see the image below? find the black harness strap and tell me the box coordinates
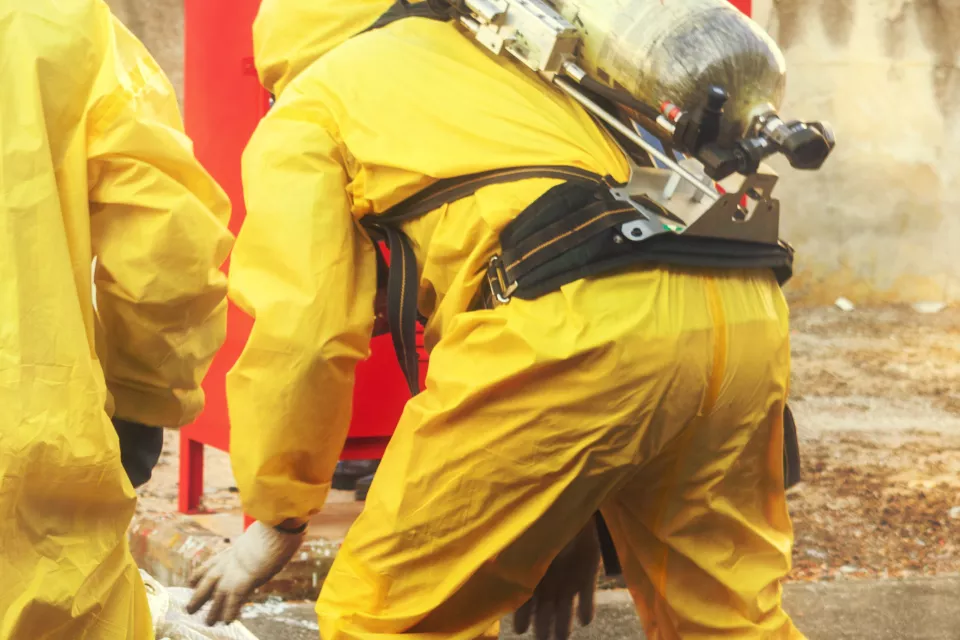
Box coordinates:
[361,0,451,34]
[365,221,421,395]
[379,165,607,224]
[362,163,794,395]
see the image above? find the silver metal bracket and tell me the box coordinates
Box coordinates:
[609,187,683,243]
[608,169,781,246]
[683,172,781,244]
[459,0,579,78]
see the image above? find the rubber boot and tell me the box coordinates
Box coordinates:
[355,474,375,501]
[332,460,380,491]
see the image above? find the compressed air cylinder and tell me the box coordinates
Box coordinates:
[550,0,786,139]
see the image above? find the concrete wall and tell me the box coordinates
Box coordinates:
[753,0,960,304]
[106,0,184,105]
[107,0,959,305]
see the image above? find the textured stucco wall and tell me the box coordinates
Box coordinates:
[108,0,959,304]
[753,0,960,304]
[106,0,184,104]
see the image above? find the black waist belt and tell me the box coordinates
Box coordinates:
[477,178,794,310]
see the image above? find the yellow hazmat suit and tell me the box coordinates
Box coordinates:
[230,1,802,638]
[0,1,233,638]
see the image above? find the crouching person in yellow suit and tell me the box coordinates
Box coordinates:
[188,1,803,638]
[0,1,234,638]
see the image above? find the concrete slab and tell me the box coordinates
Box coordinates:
[784,577,960,639]
[238,578,960,639]
[239,591,642,640]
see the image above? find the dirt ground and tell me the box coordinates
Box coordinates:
[140,305,960,583]
[787,305,960,581]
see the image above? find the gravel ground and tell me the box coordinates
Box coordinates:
[786,305,960,581]
[140,305,960,583]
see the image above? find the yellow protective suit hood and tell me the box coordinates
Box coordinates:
[253,0,397,96]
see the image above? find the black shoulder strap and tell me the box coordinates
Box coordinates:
[379,166,606,225]
[360,165,606,396]
[364,222,422,394]
[361,0,452,35]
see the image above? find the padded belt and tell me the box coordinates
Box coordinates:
[478,180,794,308]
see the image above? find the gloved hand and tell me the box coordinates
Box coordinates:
[186,521,306,625]
[513,516,603,640]
[112,418,164,488]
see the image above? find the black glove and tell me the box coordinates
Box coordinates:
[783,403,802,489]
[513,515,603,640]
[113,418,164,488]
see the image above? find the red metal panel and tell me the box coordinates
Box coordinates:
[181,0,263,459]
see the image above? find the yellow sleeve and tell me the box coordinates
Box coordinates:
[228,81,378,525]
[87,17,234,428]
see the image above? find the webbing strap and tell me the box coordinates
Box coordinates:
[365,222,421,396]
[378,166,606,224]
[361,0,450,34]
[360,165,604,396]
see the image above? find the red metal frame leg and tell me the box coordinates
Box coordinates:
[179,432,205,514]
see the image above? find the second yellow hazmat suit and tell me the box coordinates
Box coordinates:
[0,0,233,638]
[229,0,802,638]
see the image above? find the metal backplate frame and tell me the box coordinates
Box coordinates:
[682,172,781,244]
[617,164,782,245]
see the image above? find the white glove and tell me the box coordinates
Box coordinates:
[186,521,306,626]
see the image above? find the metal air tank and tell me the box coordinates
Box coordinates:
[550,0,787,139]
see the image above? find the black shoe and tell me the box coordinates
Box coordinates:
[332,460,380,491]
[355,474,375,502]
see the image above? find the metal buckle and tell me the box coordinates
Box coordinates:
[487,255,519,305]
